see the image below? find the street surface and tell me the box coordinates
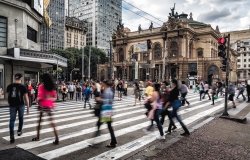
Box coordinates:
[0,92,248,160]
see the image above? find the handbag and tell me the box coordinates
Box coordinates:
[172,99,182,110]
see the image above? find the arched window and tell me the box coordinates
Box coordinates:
[170,41,178,57]
[118,48,124,62]
[153,43,162,60]
[197,48,203,58]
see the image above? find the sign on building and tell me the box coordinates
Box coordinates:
[134,42,147,52]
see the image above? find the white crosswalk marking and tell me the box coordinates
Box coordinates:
[0,93,244,160]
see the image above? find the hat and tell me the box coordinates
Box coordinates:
[14,73,22,80]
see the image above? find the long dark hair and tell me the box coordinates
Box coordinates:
[41,73,55,91]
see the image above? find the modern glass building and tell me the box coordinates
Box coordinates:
[41,0,65,51]
[68,0,122,50]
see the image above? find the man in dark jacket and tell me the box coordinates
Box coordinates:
[246,80,250,102]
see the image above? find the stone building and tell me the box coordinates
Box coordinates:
[99,8,238,85]
[0,0,67,100]
[224,29,250,82]
[64,16,87,49]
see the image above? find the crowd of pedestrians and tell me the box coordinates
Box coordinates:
[6,73,250,148]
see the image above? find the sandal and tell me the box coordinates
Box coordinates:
[32,137,39,141]
[53,139,59,145]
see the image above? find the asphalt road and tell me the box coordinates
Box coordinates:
[0,91,248,160]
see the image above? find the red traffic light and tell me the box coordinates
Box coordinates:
[218,37,226,44]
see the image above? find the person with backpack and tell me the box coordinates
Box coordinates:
[75,83,82,101]
[84,84,92,109]
[7,73,30,143]
[32,73,59,145]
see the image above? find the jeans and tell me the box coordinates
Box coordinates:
[9,105,25,137]
[76,92,81,101]
[168,108,189,134]
[237,91,246,100]
[147,109,164,136]
[160,108,176,129]
[181,92,189,105]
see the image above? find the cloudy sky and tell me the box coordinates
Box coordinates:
[122,0,250,32]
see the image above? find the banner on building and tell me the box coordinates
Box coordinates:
[135,61,139,79]
[134,42,147,52]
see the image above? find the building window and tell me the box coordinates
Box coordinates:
[244,53,246,56]
[197,48,204,58]
[244,64,246,68]
[244,59,246,62]
[27,25,37,43]
[0,16,7,47]
[237,59,240,62]
[238,65,241,68]
[118,48,124,62]
[153,42,162,60]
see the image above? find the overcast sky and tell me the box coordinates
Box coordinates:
[122,0,250,32]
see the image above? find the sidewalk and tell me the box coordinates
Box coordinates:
[127,108,250,160]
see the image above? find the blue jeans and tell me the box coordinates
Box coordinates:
[9,105,25,136]
[147,109,164,136]
[168,108,189,134]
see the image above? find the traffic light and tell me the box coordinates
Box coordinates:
[218,37,227,72]
[147,39,152,50]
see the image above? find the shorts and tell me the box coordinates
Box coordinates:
[228,94,234,101]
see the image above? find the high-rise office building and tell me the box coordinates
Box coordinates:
[41,0,65,51]
[68,0,122,50]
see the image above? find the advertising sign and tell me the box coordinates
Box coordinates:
[134,42,147,52]
[32,0,44,16]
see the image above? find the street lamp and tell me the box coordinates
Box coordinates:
[70,68,80,82]
[109,37,113,80]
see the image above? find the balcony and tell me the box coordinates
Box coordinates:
[0,48,67,67]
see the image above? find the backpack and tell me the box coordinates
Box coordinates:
[8,85,22,106]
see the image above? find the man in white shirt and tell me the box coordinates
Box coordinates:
[68,83,75,100]
[202,81,211,100]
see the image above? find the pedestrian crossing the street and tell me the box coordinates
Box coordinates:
[0,93,248,160]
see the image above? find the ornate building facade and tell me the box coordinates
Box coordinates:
[99,8,238,84]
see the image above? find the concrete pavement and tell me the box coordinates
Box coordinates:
[126,104,250,160]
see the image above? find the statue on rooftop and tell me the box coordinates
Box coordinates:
[149,22,153,30]
[170,3,176,17]
[138,24,142,33]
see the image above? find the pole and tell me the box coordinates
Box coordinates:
[162,38,166,81]
[109,40,112,79]
[56,58,59,100]
[82,47,84,82]
[88,47,91,80]
[222,34,230,116]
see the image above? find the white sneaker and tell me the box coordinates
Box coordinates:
[157,135,165,140]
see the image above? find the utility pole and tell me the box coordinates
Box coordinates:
[109,38,113,79]
[162,33,167,81]
[88,46,91,80]
[82,47,84,82]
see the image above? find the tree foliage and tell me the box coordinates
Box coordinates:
[49,47,108,80]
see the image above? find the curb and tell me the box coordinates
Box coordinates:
[220,115,247,124]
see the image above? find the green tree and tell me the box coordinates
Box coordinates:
[49,47,108,81]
